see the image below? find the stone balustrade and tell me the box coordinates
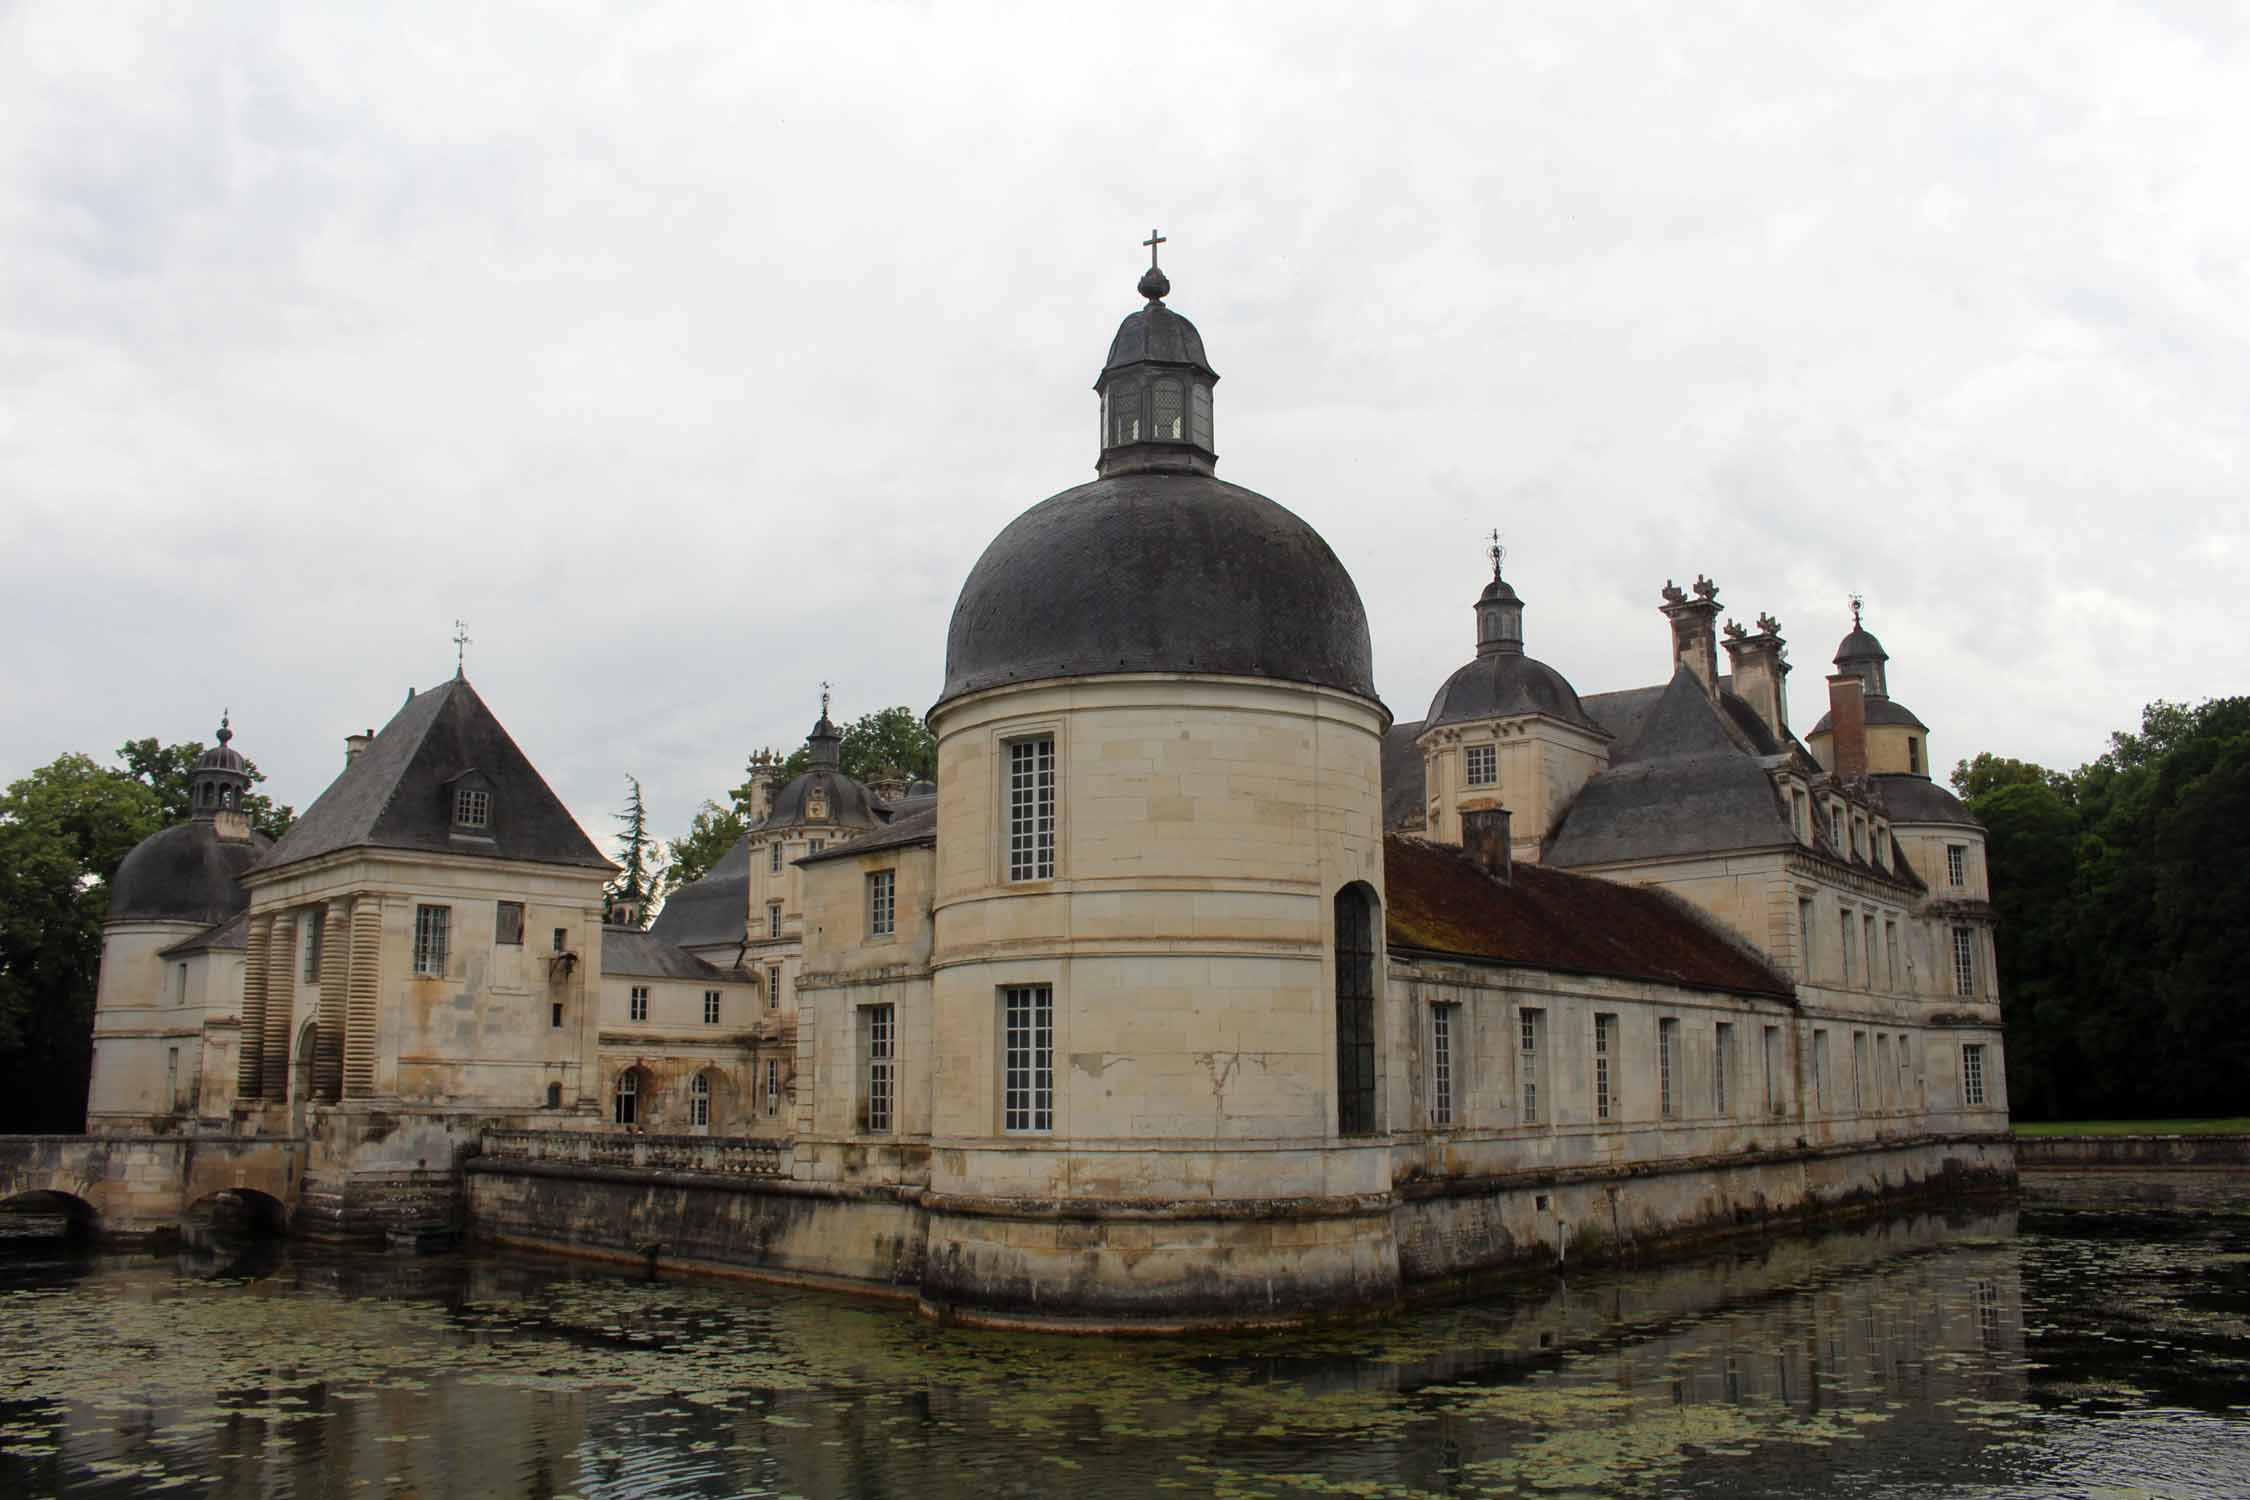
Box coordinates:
[479,1129,787,1178]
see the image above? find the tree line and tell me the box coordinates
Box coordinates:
[1954,696,2248,1121]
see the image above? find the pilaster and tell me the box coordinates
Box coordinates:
[237,913,274,1100]
[315,898,351,1101]
[343,899,383,1098]
[258,912,297,1100]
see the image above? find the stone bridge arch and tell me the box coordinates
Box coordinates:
[0,1135,306,1245]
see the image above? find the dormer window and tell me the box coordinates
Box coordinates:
[456,788,490,829]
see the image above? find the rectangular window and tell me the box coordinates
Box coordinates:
[1464,744,1497,787]
[1764,1025,1783,1116]
[868,869,896,937]
[1829,805,1844,848]
[767,902,782,939]
[1007,737,1057,881]
[1798,898,1816,977]
[303,911,325,981]
[770,842,783,874]
[1839,910,1854,982]
[455,788,490,829]
[550,1001,563,1030]
[1519,1007,1543,1125]
[1852,816,1866,859]
[1658,1018,1678,1119]
[1812,1029,1829,1113]
[808,838,824,855]
[1875,1033,1892,1108]
[1863,914,1877,987]
[1714,1022,1733,1117]
[1908,736,1923,775]
[704,990,721,1025]
[1947,844,1967,887]
[1900,1038,1914,1103]
[860,1004,896,1133]
[173,962,188,1005]
[552,927,568,954]
[1885,920,1901,992]
[1961,1043,1987,1107]
[1952,926,1977,997]
[629,986,648,1022]
[1792,789,1809,841]
[1003,984,1054,1132]
[412,905,449,976]
[767,964,782,1010]
[1430,1002,1459,1128]
[165,1047,180,1111]
[495,901,525,946]
[1594,1013,1618,1121]
[1852,1031,1868,1112]
[1874,825,1890,869]
[765,1058,781,1117]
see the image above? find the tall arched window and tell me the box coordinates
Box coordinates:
[1335,885,1378,1135]
[613,1069,641,1126]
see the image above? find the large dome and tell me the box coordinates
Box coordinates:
[108,820,271,927]
[939,471,1379,707]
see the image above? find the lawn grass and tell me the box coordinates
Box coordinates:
[2011,1118,2250,1137]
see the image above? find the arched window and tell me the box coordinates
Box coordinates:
[1152,380,1183,440]
[1335,885,1378,1135]
[613,1069,641,1126]
[689,1072,711,1131]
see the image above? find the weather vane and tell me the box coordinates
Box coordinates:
[1143,227,1165,270]
[1848,593,1863,629]
[821,680,832,719]
[452,619,471,676]
[1486,528,1505,579]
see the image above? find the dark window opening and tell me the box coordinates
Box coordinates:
[1335,886,1378,1135]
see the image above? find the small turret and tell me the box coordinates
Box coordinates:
[1094,230,1219,479]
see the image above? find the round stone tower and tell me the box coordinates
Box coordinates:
[923,248,1396,1327]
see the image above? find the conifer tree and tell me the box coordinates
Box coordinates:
[605,776,664,929]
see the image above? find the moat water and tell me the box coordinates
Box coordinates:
[1,1172,2244,1500]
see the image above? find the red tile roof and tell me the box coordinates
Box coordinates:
[1383,835,1796,1000]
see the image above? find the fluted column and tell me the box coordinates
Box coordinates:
[315,898,351,1101]
[259,912,297,1100]
[343,898,384,1098]
[236,913,275,1101]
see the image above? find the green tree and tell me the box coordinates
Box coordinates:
[115,735,296,839]
[1950,751,2072,803]
[665,800,747,892]
[604,777,665,929]
[0,755,165,1132]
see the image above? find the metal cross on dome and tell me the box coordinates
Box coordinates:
[1143,228,1166,269]
[1487,529,1506,578]
[452,620,471,676]
[1849,593,1864,629]
[821,680,832,718]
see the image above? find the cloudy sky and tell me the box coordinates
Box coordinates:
[3,2,2242,854]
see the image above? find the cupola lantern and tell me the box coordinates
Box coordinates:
[1095,230,1219,478]
[1474,535,1525,656]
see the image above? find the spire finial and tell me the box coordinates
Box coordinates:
[452,619,471,677]
[216,709,232,746]
[1848,592,1863,629]
[1486,528,1505,580]
[820,680,832,719]
[1137,227,1171,302]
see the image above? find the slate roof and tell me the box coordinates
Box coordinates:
[108,822,272,926]
[1103,297,1212,374]
[600,929,743,982]
[1546,668,1799,867]
[256,678,611,877]
[1807,696,1930,735]
[157,910,248,958]
[1872,773,1981,827]
[1424,652,1604,734]
[1381,719,1427,831]
[648,834,752,950]
[939,471,1381,709]
[757,768,883,833]
[798,807,938,864]
[1383,835,1795,1000]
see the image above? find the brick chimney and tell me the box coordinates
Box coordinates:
[1659,575,1723,696]
[1722,614,1791,743]
[1461,807,1513,883]
[1826,673,1868,782]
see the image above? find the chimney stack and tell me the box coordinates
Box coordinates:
[1659,576,1723,696]
[1461,807,1514,884]
[867,767,910,805]
[1826,674,1868,782]
[344,729,374,768]
[1721,614,1791,743]
[745,750,783,822]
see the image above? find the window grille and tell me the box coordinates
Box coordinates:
[1465,744,1497,787]
[1007,737,1056,881]
[1152,379,1183,440]
[1947,844,1967,887]
[1003,985,1053,1132]
[1519,1008,1543,1124]
[455,788,490,829]
[1829,806,1843,847]
[495,901,524,946]
[704,990,721,1025]
[1961,1043,1986,1107]
[1594,1014,1617,1120]
[1952,926,1976,997]
[863,1004,895,1134]
[629,986,648,1022]
[1658,1018,1678,1119]
[304,911,325,981]
[767,965,782,1010]
[1112,388,1140,445]
[765,1059,781,1117]
[869,869,896,937]
[1714,1022,1732,1116]
[613,1070,638,1125]
[552,927,568,954]
[770,842,782,874]
[768,903,782,939]
[808,838,824,854]
[1190,383,1213,447]
[1429,1003,1457,1128]
[689,1073,710,1129]
[412,906,449,976]
[1334,888,1378,1134]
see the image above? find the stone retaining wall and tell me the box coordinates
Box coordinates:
[2011,1133,2250,1169]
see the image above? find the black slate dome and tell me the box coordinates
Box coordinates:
[1425,654,1600,732]
[939,471,1379,707]
[1835,626,1887,665]
[108,821,271,926]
